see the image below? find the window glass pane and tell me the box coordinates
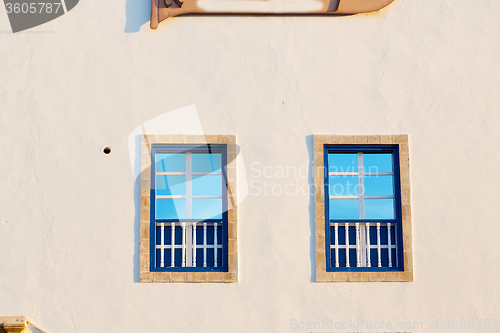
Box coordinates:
[156,175,186,196]
[329,199,359,219]
[363,176,394,196]
[192,199,222,219]
[363,153,392,173]
[329,176,359,196]
[365,199,394,219]
[192,175,222,196]
[156,153,186,173]
[192,153,221,173]
[328,153,357,173]
[156,199,186,219]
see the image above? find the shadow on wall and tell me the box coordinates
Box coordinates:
[125,0,151,33]
[306,135,316,282]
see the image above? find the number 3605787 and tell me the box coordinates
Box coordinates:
[5,2,62,14]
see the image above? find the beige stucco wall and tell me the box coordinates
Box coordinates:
[1,0,499,332]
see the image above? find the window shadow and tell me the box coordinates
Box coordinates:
[125,0,151,33]
[306,135,316,282]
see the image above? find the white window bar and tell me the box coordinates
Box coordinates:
[181,223,186,267]
[160,223,165,267]
[157,195,222,200]
[158,221,223,268]
[156,171,222,176]
[366,223,371,267]
[388,222,392,267]
[192,222,197,267]
[355,223,361,267]
[377,223,382,267]
[334,223,339,267]
[328,172,393,177]
[156,171,186,176]
[329,195,394,200]
[329,221,397,268]
[171,223,175,267]
[345,222,350,267]
[203,223,207,267]
[186,227,193,267]
[214,222,218,267]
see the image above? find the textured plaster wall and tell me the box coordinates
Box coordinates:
[0,0,499,332]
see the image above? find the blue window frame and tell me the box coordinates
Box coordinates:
[324,145,404,272]
[150,144,229,272]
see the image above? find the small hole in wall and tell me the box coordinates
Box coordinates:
[103,147,111,155]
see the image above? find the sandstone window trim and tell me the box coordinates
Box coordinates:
[314,135,413,282]
[140,134,238,283]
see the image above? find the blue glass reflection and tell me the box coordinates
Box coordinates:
[363,154,392,173]
[365,199,394,219]
[156,153,186,173]
[363,176,394,196]
[192,199,222,219]
[329,199,359,219]
[156,175,186,196]
[156,199,186,219]
[192,153,221,173]
[328,153,357,173]
[192,175,222,196]
[329,176,359,196]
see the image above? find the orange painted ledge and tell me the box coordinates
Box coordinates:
[151,0,394,28]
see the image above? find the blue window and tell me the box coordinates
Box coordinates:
[150,144,228,272]
[325,145,404,271]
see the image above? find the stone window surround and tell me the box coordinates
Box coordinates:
[0,317,28,333]
[140,134,238,283]
[314,135,413,282]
